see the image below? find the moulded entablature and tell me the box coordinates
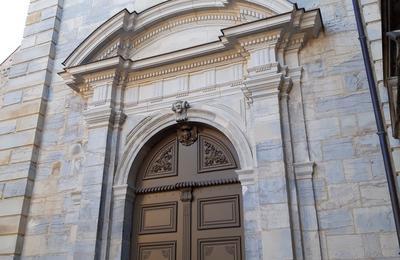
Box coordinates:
[59,0,322,95]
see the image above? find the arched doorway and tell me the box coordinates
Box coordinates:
[131,123,244,260]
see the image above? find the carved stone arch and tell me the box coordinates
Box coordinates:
[115,104,254,187]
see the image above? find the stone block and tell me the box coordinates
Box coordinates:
[23,16,58,38]
[361,233,381,257]
[16,114,42,132]
[4,70,48,92]
[357,111,376,133]
[319,208,353,234]
[0,120,16,135]
[0,234,18,255]
[27,57,52,74]
[28,0,60,14]
[261,203,290,230]
[339,114,358,136]
[26,11,42,25]
[253,120,282,141]
[362,3,381,23]
[8,63,28,78]
[10,146,35,164]
[316,92,373,116]
[323,183,360,209]
[20,35,36,49]
[262,229,293,259]
[327,234,364,259]
[307,117,340,141]
[323,161,345,184]
[322,137,354,161]
[0,150,11,166]
[3,179,32,198]
[380,232,399,257]
[343,157,372,182]
[366,20,381,41]
[12,42,54,65]
[0,129,37,150]
[256,139,283,164]
[0,215,23,234]
[0,162,32,182]
[0,197,25,216]
[36,30,57,46]
[3,91,23,106]
[354,206,395,233]
[354,134,380,156]
[360,181,390,206]
[0,100,42,121]
[259,176,288,204]
[41,5,60,20]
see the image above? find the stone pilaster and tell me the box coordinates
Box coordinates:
[109,185,135,260]
[244,68,295,259]
[294,161,322,260]
[72,74,126,259]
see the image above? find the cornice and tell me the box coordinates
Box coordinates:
[60,4,323,95]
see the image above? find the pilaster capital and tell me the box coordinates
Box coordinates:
[113,184,136,202]
[84,107,126,129]
[235,168,257,186]
[242,71,284,101]
[294,161,315,180]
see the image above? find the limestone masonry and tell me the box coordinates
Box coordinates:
[0,0,399,259]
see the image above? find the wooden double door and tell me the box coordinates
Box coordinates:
[132,124,244,260]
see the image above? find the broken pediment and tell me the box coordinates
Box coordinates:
[62,0,291,68]
[59,0,322,95]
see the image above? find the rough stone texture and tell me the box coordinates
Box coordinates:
[0,0,398,259]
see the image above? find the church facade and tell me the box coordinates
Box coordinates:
[0,0,399,259]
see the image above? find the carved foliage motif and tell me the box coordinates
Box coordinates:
[144,139,177,179]
[138,241,176,260]
[199,135,236,172]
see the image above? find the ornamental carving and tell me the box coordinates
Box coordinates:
[172,100,190,122]
[144,139,177,179]
[199,135,236,173]
[177,124,197,146]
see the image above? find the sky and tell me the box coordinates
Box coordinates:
[0,1,30,63]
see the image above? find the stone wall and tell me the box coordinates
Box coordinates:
[0,0,398,259]
[295,0,399,258]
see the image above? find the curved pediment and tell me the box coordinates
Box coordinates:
[62,0,293,68]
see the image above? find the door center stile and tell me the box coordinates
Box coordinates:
[180,187,193,260]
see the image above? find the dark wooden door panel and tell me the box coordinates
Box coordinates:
[132,125,244,260]
[198,237,241,260]
[139,202,177,234]
[197,195,240,230]
[137,241,176,260]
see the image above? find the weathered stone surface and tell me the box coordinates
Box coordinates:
[0,0,397,258]
[3,91,23,106]
[26,11,42,25]
[354,206,395,233]
[319,208,354,234]
[327,234,364,259]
